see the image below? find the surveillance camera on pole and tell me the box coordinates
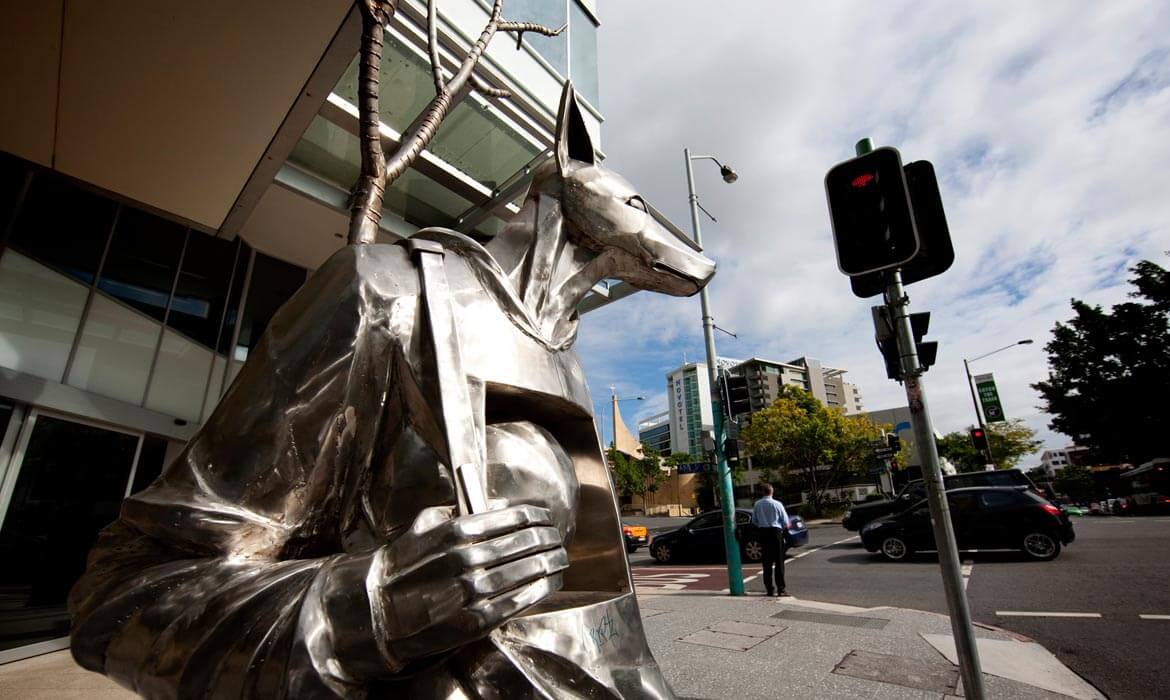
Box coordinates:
[824,140,986,699]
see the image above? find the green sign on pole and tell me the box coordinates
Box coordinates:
[973,373,1006,422]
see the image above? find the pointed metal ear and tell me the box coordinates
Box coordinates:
[555,81,596,176]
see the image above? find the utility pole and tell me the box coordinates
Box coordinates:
[854,137,986,699]
[684,147,744,596]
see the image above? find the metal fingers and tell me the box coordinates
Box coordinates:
[461,545,568,597]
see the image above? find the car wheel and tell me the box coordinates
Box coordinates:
[742,539,764,562]
[1022,532,1061,561]
[880,536,911,561]
[626,544,637,554]
[652,542,673,563]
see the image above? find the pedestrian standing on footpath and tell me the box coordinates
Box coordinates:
[751,483,791,597]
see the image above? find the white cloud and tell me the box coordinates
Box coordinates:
[578,0,1170,464]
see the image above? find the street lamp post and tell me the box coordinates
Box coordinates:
[963,340,1033,466]
[683,147,744,596]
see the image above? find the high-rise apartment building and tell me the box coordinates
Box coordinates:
[663,356,861,457]
[730,356,864,419]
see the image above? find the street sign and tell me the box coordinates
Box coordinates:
[676,462,709,474]
[973,373,1006,422]
[873,448,896,459]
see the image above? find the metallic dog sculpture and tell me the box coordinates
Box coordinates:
[68,83,715,698]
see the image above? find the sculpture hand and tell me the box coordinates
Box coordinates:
[370,503,567,666]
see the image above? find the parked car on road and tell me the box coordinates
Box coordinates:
[622,522,649,553]
[860,486,1075,561]
[649,508,808,564]
[843,468,1041,532]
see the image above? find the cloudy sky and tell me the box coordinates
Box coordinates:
[575,1,1170,462]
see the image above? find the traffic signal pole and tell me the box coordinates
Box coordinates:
[684,147,745,596]
[857,138,986,699]
[963,358,995,466]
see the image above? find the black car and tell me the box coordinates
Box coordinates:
[649,509,808,564]
[860,486,1075,561]
[843,468,1040,532]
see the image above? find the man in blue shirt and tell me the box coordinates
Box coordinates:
[751,483,791,597]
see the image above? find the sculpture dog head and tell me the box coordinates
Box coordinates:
[549,83,716,297]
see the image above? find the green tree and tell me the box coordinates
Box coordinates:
[739,386,885,515]
[1032,258,1169,465]
[936,419,1041,472]
[1053,464,1096,503]
[607,444,668,511]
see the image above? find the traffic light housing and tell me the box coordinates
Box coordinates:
[872,307,938,382]
[910,312,938,371]
[719,374,751,419]
[848,160,955,298]
[872,306,901,381]
[887,433,902,452]
[970,428,988,451]
[825,147,920,277]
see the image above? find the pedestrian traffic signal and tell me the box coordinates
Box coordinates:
[825,147,920,277]
[887,433,902,452]
[847,160,955,298]
[970,428,988,451]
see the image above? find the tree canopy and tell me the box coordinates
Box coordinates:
[607,444,668,510]
[1053,464,1096,503]
[739,386,886,514]
[1032,258,1169,465]
[936,419,1041,472]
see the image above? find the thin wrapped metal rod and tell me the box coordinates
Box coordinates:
[427,0,444,93]
[471,73,511,98]
[347,0,398,245]
[380,0,560,190]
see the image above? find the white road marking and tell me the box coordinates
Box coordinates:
[788,534,859,560]
[996,611,1102,618]
[1138,614,1170,620]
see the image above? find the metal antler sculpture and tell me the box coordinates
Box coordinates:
[347,0,564,245]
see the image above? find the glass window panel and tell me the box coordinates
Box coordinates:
[166,233,239,349]
[7,175,116,286]
[570,1,599,108]
[66,293,160,405]
[0,252,88,381]
[130,435,169,495]
[431,102,542,188]
[333,33,443,136]
[288,117,473,229]
[0,415,138,652]
[233,253,306,364]
[217,242,250,355]
[0,152,31,235]
[506,0,567,73]
[202,353,228,420]
[96,208,186,323]
[144,329,213,422]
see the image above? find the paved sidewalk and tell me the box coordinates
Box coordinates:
[638,592,1104,700]
[0,593,1103,699]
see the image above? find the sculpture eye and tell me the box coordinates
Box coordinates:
[626,196,648,212]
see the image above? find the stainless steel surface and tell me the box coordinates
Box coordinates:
[68,84,712,698]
